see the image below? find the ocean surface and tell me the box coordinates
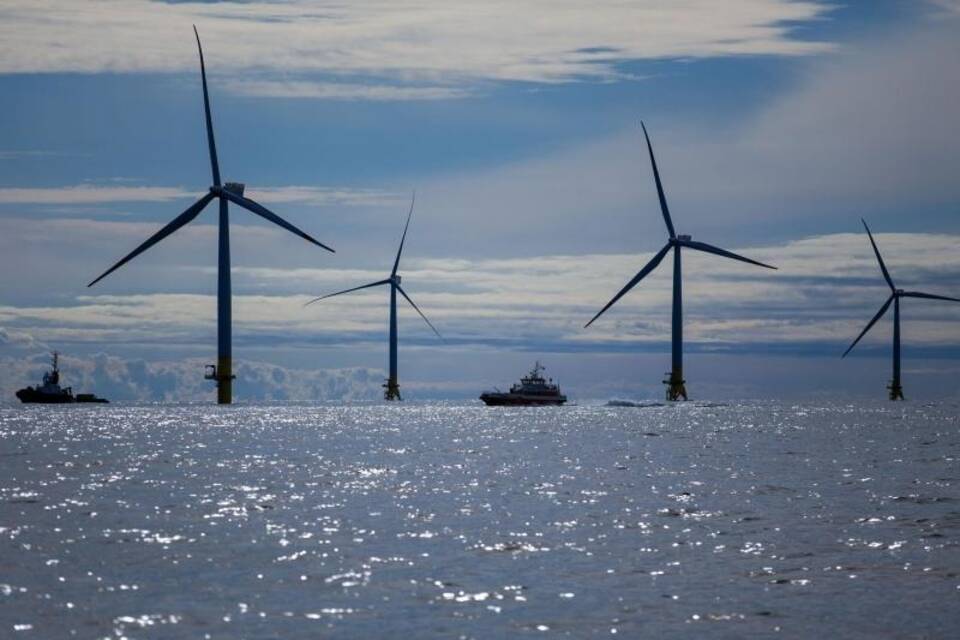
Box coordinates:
[1,401,958,639]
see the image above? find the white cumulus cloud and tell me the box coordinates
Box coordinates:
[0,1,832,91]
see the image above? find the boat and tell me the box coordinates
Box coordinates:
[15,352,109,404]
[480,361,567,406]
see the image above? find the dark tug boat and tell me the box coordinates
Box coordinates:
[15,352,108,404]
[480,362,567,406]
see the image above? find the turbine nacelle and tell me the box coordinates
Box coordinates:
[392,275,402,285]
[895,289,904,295]
[210,183,246,197]
[224,182,245,196]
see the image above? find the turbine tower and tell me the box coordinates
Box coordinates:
[842,219,960,400]
[306,193,440,400]
[88,27,334,405]
[585,123,776,401]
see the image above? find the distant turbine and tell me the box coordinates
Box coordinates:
[584,122,777,401]
[306,193,440,400]
[842,219,960,400]
[88,27,334,405]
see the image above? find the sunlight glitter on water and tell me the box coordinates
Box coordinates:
[0,402,958,637]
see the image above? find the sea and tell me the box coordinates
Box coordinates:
[1,401,958,639]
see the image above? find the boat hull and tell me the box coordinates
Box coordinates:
[16,388,75,404]
[76,394,110,404]
[15,389,109,404]
[480,393,566,406]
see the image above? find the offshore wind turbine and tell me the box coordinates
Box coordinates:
[305,193,440,400]
[584,123,777,401]
[842,219,960,400]
[88,27,334,405]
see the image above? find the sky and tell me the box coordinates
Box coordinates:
[1,0,959,402]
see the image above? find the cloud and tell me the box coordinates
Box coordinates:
[393,21,960,257]
[0,348,385,402]
[0,150,77,161]
[247,186,402,207]
[0,185,192,205]
[710,24,960,209]
[0,216,282,248]
[3,333,959,404]
[225,80,472,101]
[0,184,399,207]
[0,1,832,88]
[2,232,958,356]
[927,0,960,16]
[0,326,47,352]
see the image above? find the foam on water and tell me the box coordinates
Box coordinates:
[1,402,958,637]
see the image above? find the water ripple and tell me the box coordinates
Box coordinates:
[0,402,958,637]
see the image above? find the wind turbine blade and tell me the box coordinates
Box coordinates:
[304,279,390,306]
[396,284,442,338]
[641,122,676,239]
[221,190,334,252]
[392,190,415,277]
[900,291,960,303]
[861,218,894,290]
[584,243,671,328]
[681,239,777,270]
[88,192,215,287]
[842,295,894,358]
[193,26,221,187]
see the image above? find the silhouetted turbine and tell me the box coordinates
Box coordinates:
[305,193,440,400]
[584,122,776,401]
[842,219,960,400]
[88,27,334,404]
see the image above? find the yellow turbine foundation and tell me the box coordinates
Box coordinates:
[665,369,688,402]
